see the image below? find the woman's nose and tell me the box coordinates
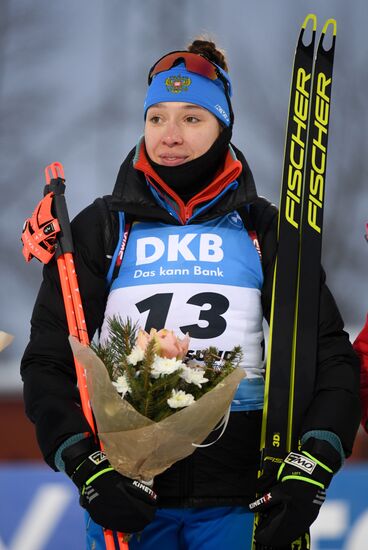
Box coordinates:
[161,123,184,146]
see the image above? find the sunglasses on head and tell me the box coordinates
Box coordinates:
[148,50,232,95]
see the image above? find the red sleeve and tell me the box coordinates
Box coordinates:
[353,315,368,433]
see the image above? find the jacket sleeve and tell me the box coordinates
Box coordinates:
[21,202,111,469]
[353,315,368,432]
[260,207,361,458]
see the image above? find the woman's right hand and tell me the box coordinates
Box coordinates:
[62,438,157,533]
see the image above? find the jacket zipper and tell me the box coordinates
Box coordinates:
[134,143,243,224]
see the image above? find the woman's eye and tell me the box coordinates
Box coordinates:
[185,116,200,123]
[149,115,161,124]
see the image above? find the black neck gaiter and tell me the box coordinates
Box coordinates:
[147,126,232,202]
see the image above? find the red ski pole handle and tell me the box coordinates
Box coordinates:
[44,162,74,258]
[45,162,65,183]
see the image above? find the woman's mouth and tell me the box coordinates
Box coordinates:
[158,155,189,166]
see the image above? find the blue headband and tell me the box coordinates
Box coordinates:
[144,64,232,127]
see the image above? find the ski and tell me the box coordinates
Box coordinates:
[289,18,336,445]
[252,14,337,550]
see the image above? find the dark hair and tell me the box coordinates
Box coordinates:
[187,37,229,72]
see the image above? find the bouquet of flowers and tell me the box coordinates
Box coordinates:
[69,316,245,483]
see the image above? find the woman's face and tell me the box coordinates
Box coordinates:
[144,102,221,166]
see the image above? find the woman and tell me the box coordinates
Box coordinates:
[21,39,361,549]
[354,316,368,433]
[353,226,368,434]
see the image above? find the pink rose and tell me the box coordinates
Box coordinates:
[136,328,190,359]
[155,329,190,359]
[136,328,155,351]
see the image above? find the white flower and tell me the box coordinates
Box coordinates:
[180,365,209,388]
[112,375,130,397]
[167,389,195,409]
[150,356,184,379]
[127,345,145,366]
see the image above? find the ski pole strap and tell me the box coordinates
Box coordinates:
[21,191,61,264]
[21,162,74,263]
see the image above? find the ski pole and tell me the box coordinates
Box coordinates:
[43,162,95,428]
[44,162,128,550]
[22,162,128,550]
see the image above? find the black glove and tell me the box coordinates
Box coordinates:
[249,438,341,547]
[62,437,157,533]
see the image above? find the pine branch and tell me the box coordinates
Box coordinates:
[153,403,175,422]
[91,343,116,380]
[107,315,138,360]
[141,340,156,393]
[148,371,183,420]
[92,316,139,381]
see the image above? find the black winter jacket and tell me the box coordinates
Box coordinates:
[21,144,361,507]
